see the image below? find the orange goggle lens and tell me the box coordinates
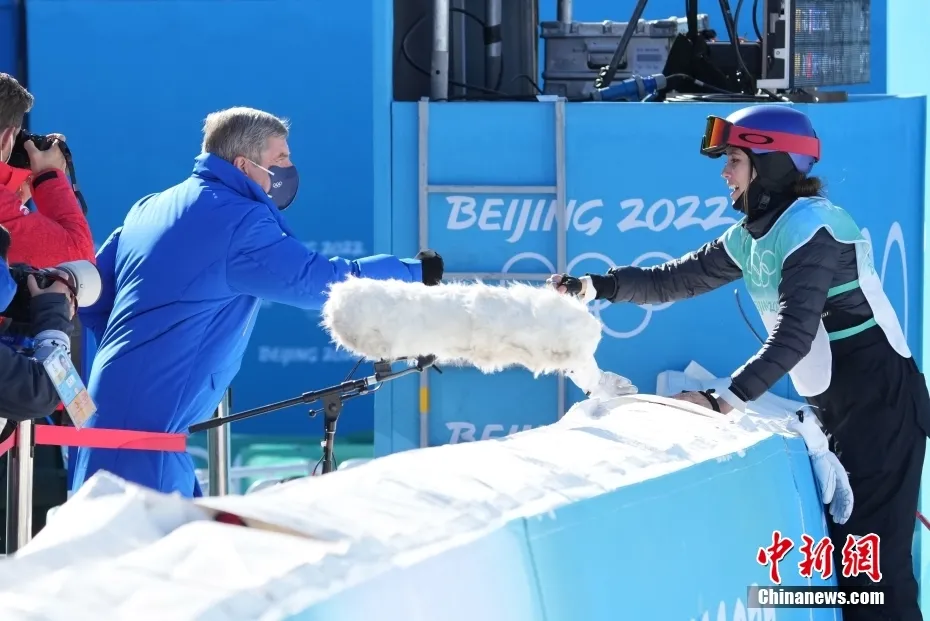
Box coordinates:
[701,117,730,153]
[699,115,821,161]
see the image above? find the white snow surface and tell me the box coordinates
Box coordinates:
[0,391,798,620]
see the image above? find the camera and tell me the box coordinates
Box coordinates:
[1,260,102,325]
[7,130,72,171]
[5,129,87,215]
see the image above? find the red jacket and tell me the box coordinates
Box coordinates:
[0,161,96,420]
[0,161,95,267]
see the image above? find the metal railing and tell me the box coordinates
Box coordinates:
[4,420,33,553]
[3,389,232,555]
[205,390,231,496]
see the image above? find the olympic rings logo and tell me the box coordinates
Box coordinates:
[747,249,778,289]
[861,222,908,337]
[501,221,909,341]
[502,250,677,339]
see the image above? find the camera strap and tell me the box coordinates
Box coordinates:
[63,158,88,215]
[55,142,88,215]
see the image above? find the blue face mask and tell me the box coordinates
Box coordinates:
[249,160,300,211]
[0,258,17,315]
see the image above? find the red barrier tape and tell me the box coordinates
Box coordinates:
[0,434,12,459]
[0,424,186,459]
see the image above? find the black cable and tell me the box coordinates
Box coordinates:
[751,0,763,42]
[311,450,339,474]
[718,0,755,94]
[343,357,364,382]
[734,289,767,345]
[668,73,736,94]
[734,0,747,39]
[734,288,835,433]
[721,0,785,102]
[594,0,650,89]
[401,8,518,101]
[511,73,543,95]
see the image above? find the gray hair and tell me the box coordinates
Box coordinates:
[201,106,290,164]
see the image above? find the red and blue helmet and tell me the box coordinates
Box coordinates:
[700,105,821,174]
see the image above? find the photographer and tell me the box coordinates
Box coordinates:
[0,72,93,543]
[0,225,75,550]
[0,239,74,422]
[0,73,94,266]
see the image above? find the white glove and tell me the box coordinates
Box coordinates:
[567,358,638,400]
[788,412,853,524]
[823,451,853,525]
[590,370,638,399]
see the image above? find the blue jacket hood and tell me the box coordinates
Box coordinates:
[191,153,298,237]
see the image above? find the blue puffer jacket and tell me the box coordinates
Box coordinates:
[72,153,422,497]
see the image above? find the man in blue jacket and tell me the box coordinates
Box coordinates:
[72,106,443,497]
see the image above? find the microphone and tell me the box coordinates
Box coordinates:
[321,278,604,377]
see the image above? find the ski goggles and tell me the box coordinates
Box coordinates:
[700,115,821,161]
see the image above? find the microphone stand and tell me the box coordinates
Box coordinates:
[189,355,438,475]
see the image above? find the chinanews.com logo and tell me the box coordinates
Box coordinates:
[750,530,885,609]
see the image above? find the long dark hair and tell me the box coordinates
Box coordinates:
[793,175,824,197]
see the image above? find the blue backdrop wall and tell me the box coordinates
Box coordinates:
[0,0,18,76]
[21,0,394,437]
[376,96,925,454]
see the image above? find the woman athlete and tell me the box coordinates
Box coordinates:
[549,105,929,621]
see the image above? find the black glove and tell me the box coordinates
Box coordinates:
[416,249,443,286]
[549,273,584,295]
[0,224,10,261]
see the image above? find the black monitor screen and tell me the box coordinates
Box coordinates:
[791,0,871,87]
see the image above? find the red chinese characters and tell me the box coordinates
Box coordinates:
[841,533,883,583]
[798,534,835,580]
[757,530,795,584]
[757,531,883,584]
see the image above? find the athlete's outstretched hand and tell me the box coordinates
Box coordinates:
[548,273,585,296]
